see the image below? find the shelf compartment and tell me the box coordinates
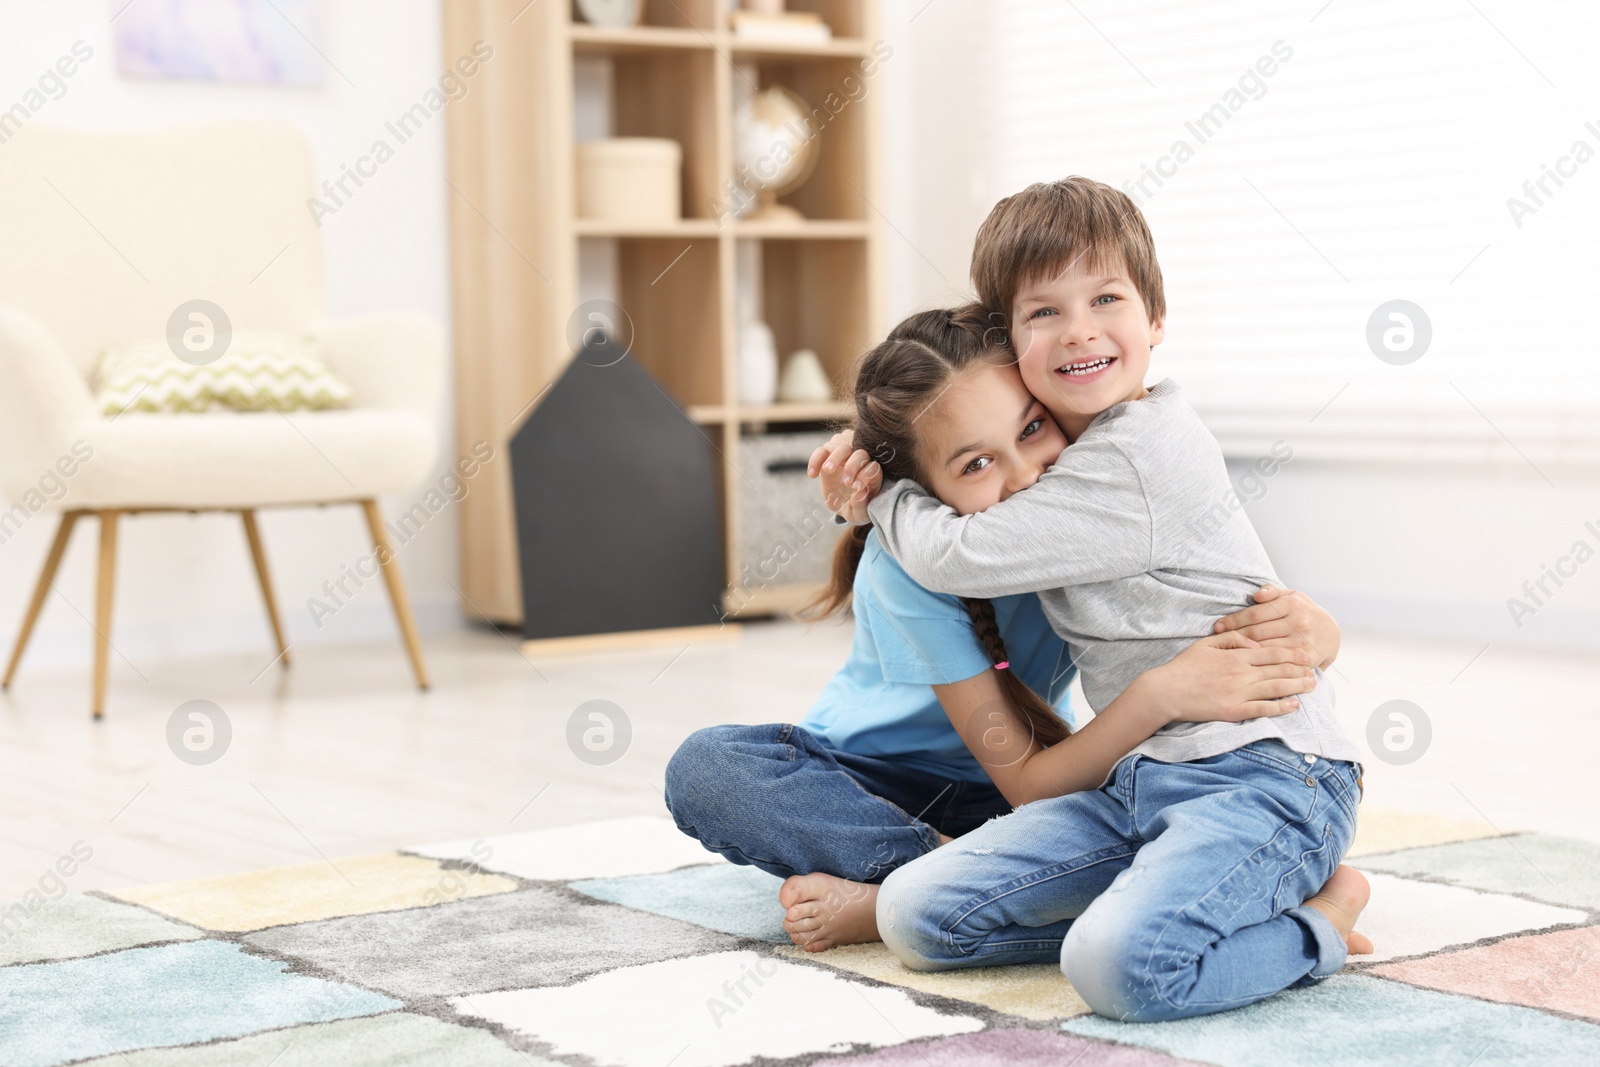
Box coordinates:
[567,0,718,33]
[607,47,720,220]
[741,56,877,222]
[728,0,869,43]
[615,235,724,409]
[640,0,719,31]
[759,239,871,405]
[786,0,870,39]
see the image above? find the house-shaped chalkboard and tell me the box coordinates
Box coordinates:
[511,339,724,640]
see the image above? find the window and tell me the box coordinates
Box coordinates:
[988,0,1600,463]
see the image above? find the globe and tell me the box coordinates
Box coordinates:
[732,86,820,223]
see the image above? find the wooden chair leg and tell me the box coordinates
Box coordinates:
[359,499,430,690]
[2,511,82,691]
[240,509,291,668]
[92,510,120,719]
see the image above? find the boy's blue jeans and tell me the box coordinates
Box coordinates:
[663,723,1012,883]
[876,739,1363,1022]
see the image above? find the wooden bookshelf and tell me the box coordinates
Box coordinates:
[442,0,885,628]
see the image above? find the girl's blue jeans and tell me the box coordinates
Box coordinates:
[876,739,1363,1022]
[663,723,1012,883]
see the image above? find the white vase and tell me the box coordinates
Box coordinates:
[777,348,832,403]
[738,321,779,406]
[575,0,644,27]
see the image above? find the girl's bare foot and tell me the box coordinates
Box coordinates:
[1304,864,1374,955]
[778,873,880,952]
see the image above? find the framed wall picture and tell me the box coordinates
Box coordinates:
[112,0,326,86]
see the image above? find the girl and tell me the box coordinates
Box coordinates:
[662,307,1339,952]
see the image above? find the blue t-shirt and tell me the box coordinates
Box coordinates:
[799,530,1076,782]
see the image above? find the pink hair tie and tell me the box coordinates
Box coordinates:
[994,661,1009,670]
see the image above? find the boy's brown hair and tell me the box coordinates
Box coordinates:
[971,176,1166,327]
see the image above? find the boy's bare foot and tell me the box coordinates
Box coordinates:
[1304,864,1374,955]
[778,872,880,952]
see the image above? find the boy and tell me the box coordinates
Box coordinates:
[829,177,1370,1022]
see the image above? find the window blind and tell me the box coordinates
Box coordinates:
[986,0,1600,461]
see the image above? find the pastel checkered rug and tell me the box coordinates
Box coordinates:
[3,808,1598,1066]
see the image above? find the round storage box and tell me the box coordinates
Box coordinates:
[575,137,683,224]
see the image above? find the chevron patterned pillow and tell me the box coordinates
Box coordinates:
[94,330,355,416]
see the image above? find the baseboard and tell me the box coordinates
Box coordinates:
[521,622,741,658]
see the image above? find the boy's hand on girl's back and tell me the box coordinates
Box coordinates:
[1213,586,1342,670]
[807,430,882,526]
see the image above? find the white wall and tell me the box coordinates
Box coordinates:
[878,0,998,321]
[878,0,1600,651]
[0,0,466,671]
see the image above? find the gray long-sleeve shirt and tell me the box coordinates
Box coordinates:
[867,379,1361,785]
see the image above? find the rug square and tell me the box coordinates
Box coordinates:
[1346,806,1501,858]
[451,949,982,1067]
[1370,925,1600,1022]
[571,863,788,941]
[243,885,741,1000]
[0,893,201,966]
[1351,871,1586,964]
[0,939,399,1067]
[1060,974,1600,1067]
[824,1029,1209,1065]
[107,851,517,933]
[1358,833,1600,911]
[409,816,723,881]
[69,1012,551,1067]
[777,942,1091,1022]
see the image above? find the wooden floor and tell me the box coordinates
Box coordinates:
[1,619,1596,898]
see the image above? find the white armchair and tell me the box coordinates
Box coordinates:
[0,120,441,716]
